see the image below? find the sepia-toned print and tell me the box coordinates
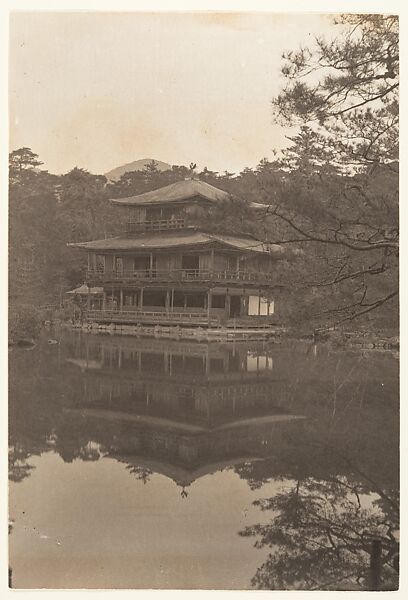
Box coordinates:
[8,11,399,590]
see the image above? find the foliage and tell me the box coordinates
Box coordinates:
[9,147,43,184]
[9,149,60,306]
[9,151,115,306]
[126,465,153,484]
[240,476,399,590]
[9,304,43,342]
[8,445,35,483]
[255,14,399,327]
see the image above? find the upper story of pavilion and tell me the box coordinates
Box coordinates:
[69,178,284,289]
[110,177,265,233]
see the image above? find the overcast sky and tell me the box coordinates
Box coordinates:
[9,12,335,175]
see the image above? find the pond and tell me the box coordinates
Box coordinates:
[8,329,399,590]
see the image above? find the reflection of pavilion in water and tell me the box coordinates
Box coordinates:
[65,333,305,490]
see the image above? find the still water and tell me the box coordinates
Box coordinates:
[9,329,399,590]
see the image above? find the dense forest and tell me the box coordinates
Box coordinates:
[9,14,398,333]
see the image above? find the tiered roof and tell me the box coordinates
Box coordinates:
[111,178,266,209]
[111,179,230,206]
[69,230,283,254]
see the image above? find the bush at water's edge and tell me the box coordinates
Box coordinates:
[9,304,43,345]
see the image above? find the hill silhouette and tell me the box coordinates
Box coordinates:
[105,158,171,181]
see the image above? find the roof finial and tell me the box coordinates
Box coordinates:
[184,162,198,181]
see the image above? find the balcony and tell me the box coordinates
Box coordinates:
[87,268,275,286]
[126,218,186,233]
[84,308,277,329]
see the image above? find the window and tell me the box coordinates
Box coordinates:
[185,293,205,308]
[259,297,269,316]
[182,255,200,271]
[146,207,162,220]
[248,295,274,315]
[212,294,226,309]
[229,296,241,317]
[96,254,105,272]
[134,256,150,271]
[210,358,224,373]
[143,290,166,307]
[114,257,123,272]
[173,292,185,307]
[226,255,238,271]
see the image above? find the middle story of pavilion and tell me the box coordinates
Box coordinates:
[70,230,285,321]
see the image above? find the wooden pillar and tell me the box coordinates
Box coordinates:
[236,255,240,272]
[119,288,123,312]
[207,290,212,324]
[149,253,154,272]
[139,287,144,309]
[87,286,91,310]
[77,331,81,357]
[166,289,170,314]
[171,288,174,312]
[258,291,261,316]
[240,295,245,317]
[206,395,210,422]
[102,291,106,311]
[210,248,215,272]
[225,293,231,318]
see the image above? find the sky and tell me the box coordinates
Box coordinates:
[9,12,336,175]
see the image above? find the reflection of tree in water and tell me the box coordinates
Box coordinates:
[125,465,152,484]
[240,474,399,591]
[8,445,35,483]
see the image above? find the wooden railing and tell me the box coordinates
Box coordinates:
[87,268,274,285]
[84,309,276,327]
[85,309,218,325]
[126,218,186,233]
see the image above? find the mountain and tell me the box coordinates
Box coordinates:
[105,158,171,181]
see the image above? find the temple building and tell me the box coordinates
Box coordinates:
[69,178,287,335]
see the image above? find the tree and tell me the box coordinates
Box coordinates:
[9,147,43,185]
[240,475,399,590]
[58,167,108,236]
[9,148,60,306]
[258,15,399,327]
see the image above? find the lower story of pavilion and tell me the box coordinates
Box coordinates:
[82,285,277,328]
